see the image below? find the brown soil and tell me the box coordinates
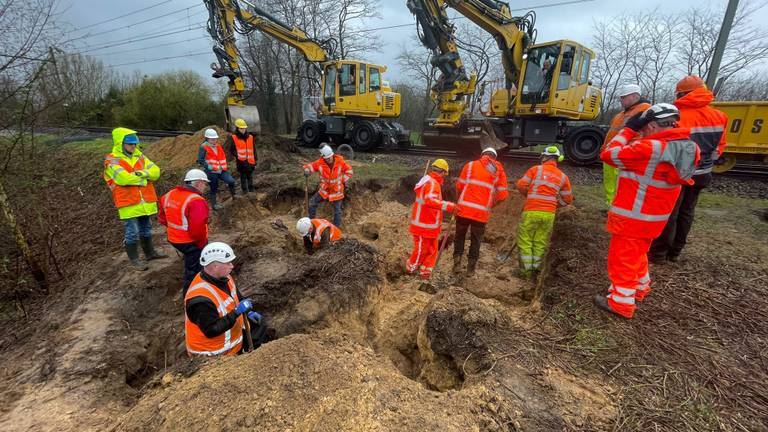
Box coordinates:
[1,128,766,431]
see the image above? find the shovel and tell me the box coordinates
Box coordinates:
[242,313,254,353]
[304,176,310,215]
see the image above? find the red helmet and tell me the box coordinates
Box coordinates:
[676,75,706,94]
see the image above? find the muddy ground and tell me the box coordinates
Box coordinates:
[0,131,766,431]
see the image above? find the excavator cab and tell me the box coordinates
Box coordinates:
[321,60,401,118]
[512,40,601,120]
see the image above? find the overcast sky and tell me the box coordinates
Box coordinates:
[60,0,767,88]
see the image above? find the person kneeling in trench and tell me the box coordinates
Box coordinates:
[184,241,268,356]
[296,217,342,255]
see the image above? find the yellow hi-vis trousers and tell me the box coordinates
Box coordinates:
[603,163,618,207]
[516,210,555,274]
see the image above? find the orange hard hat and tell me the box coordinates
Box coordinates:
[676,75,706,94]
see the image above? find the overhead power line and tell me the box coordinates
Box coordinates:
[90,36,211,58]
[105,51,211,68]
[64,0,174,34]
[77,24,206,54]
[65,4,205,43]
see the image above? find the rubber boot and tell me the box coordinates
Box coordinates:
[210,195,222,210]
[125,243,149,271]
[466,258,477,276]
[452,255,463,274]
[230,185,239,200]
[140,236,168,260]
[593,294,612,313]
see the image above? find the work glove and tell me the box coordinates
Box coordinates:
[234,299,253,315]
[303,169,311,177]
[624,112,649,132]
[247,311,262,324]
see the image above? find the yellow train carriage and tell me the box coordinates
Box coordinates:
[711,101,768,173]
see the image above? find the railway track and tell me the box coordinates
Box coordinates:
[60,126,768,180]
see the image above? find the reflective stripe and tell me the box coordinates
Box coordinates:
[496,186,508,192]
[560,190,572,196]
[690,126,724,133]
[463,178,495,189]
[187,335,243,356]
[610,206,671,222]
[164,192,201,231]
[613,134,628,145]
[527,193,557,202]
[441,201,449,211]
[609,293,636,305]
[456,199,489,211]
[694,166,713,175]
[618,171,677,189]
[613,285,636,296]
[610,147,626,170]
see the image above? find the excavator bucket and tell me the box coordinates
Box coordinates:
[420,118,505,154]
[226,105,261,134]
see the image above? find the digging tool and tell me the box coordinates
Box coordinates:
[497,201,526,262]
[242,314,254,353]
[304,176,310,215]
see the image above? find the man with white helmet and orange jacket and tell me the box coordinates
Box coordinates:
[303,144,353,228]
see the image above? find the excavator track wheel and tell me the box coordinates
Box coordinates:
[298,120,324,147]
[351,121,379,151]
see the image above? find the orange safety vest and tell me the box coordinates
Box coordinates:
[456,156,509,223]
[310,219,342,246]
[409,172,455,238]
[232,134,256,164]
[303,155,353,202]
[184,273,243,357]
[675,88,728,175]
[601,127,700,238]
[602,101,651,152]
[203,143,228,172]
[103,154,158,208]
[161,187,208,244]
[516,160,573,213]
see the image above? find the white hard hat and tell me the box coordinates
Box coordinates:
[642,103,680,122]
[319,144,334,158]
[296,217,312,236]
[204,128,219,139]
[199,241,236,266]
[481,147,497,157]
[184,168,210,183]
[618,84,641,97]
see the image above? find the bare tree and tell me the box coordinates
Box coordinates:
[396,38,437,124]
[453,21,501,114]
[676,1,768,86]
[0,0,63,295]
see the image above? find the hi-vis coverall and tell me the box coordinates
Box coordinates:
[515,160,573,275]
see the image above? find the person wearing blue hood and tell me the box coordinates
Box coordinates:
[103,128,168,270]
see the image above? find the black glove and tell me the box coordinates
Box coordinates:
[624,112,649,132]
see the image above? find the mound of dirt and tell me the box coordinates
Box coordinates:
[115,332,520,432]
[143,127,299,175]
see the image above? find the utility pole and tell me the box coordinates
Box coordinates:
[706,0,739,90]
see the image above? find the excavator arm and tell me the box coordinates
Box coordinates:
[203,0,332,130]
[445,0,536,91]
[406,0,477,128]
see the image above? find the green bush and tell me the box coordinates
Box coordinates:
[113,70,223,130]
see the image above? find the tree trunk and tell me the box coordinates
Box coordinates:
[0,179,47,294]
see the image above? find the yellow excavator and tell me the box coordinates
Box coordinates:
[204,0,410,150]
[408,0,605,163]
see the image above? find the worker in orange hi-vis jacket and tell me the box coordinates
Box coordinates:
[596,103,700,319]
[406,159,456,280]
[452,147,508,276]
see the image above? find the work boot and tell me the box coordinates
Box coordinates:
[210,196,223,210]
[667,254,679,263]
[230,186,239,199]
[140,236,168,260]
[466,258,477,276]
[125,243,148,271]
[593,294,612,313]
[452,255,463,274]
[648,253,666,264]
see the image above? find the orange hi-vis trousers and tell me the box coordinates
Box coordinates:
[406,235,439,279]
[605,235,652,318]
